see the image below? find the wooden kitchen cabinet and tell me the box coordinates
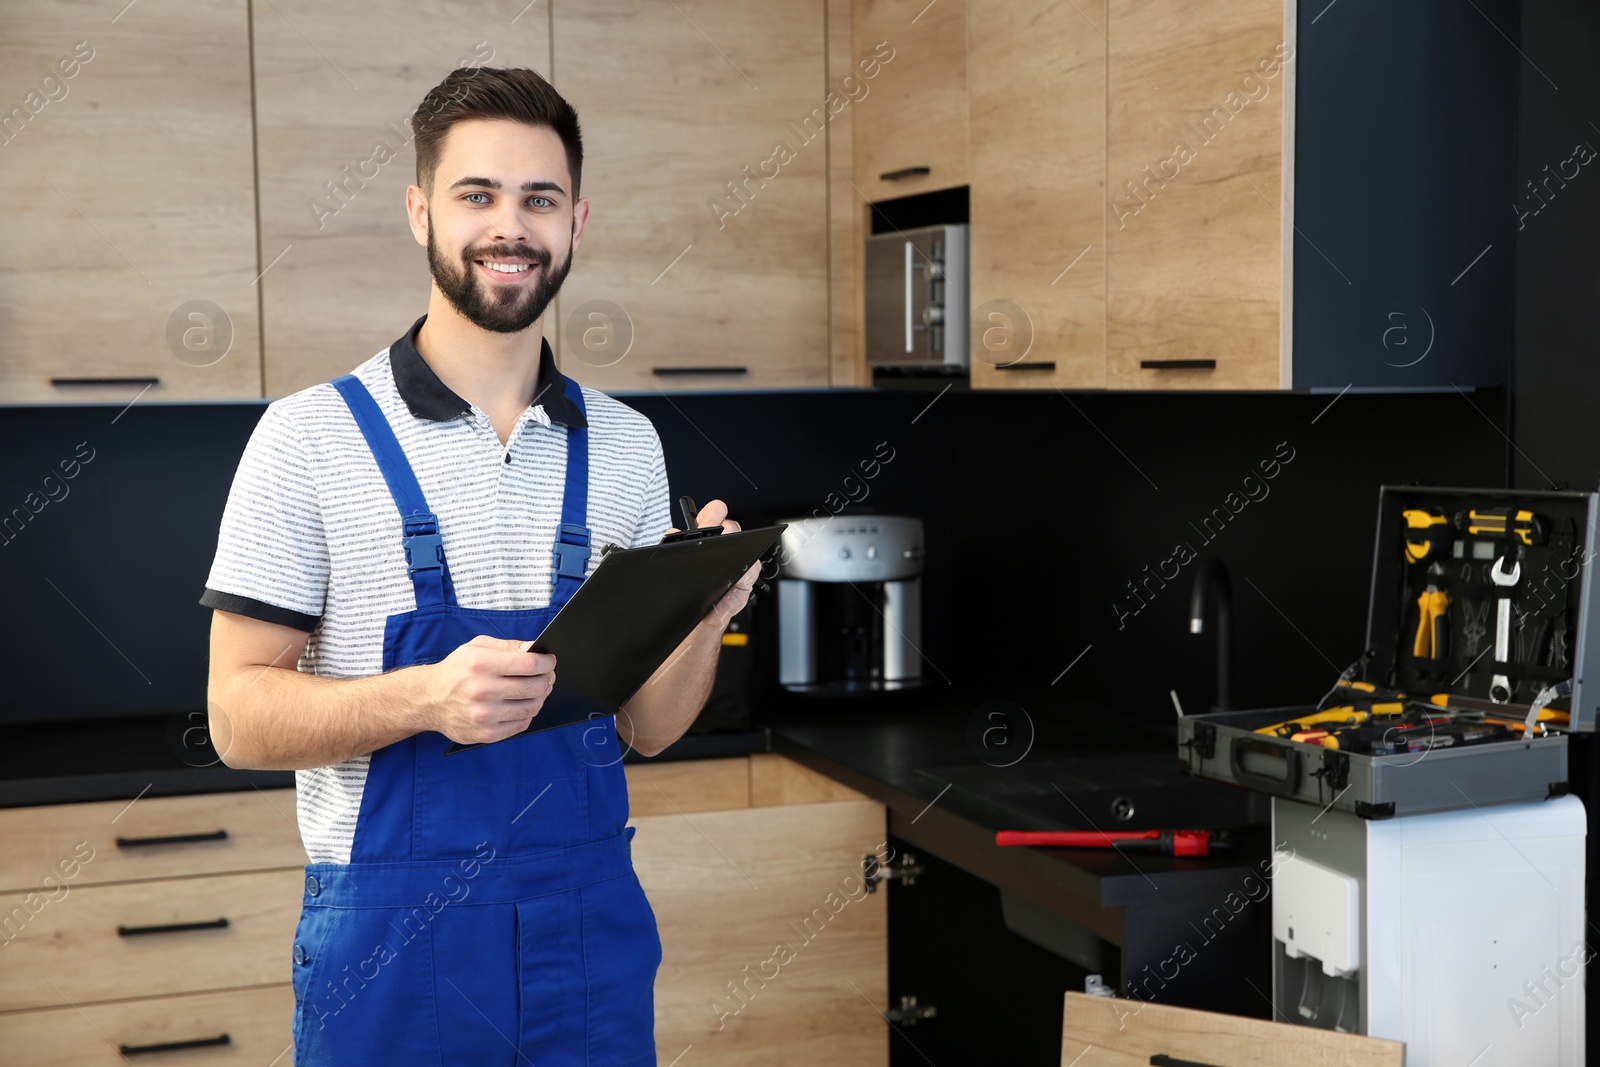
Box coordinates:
[851,0,969,200]
[0,788,303,1065]
[967,0,1107,389]
[0,758,885,1066]
[252,5,551,396]
[627,753,889,1066]
[1104,0,1290,390]
[962,0,1513,393]
[0,0,262,403]
[549,0,829,392]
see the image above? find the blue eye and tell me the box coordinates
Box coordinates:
[529,196,553,208]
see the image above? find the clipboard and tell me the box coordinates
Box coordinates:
[444,523,786,753]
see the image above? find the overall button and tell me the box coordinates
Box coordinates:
[305,874,321,897]
[293,943,310,965]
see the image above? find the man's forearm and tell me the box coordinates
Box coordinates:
[210,666,432,771]
[621,620,725,756]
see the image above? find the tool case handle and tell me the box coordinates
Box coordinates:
[1228,736,1302,796]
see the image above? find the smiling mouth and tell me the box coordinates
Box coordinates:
[475,259,538,278]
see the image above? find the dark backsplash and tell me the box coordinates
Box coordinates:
[630,385,1510,726]
[0,384,1509,731]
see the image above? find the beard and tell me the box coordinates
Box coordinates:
[426,213,574,335]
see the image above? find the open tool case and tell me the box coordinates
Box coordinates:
[1178,485,1600,818]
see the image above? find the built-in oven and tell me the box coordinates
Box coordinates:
[864,223,968,370]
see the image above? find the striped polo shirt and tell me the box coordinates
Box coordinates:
[200,314,672,864]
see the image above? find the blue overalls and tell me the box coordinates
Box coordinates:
[289,373,662,1067]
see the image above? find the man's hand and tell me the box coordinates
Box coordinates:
[661,497,760,632]
[419,635,557,746]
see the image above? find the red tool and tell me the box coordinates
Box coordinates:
[994,829,1220,857]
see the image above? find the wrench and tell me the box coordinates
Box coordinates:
[1489,555,1521,703]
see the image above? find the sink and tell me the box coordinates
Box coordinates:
[915,751,1266,833]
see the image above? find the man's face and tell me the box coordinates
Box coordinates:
[416,118,584,335]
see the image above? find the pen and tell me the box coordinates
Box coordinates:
[678,495,699,531]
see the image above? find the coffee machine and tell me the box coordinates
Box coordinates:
[776,515,924,693]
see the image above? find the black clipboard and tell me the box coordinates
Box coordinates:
[443,523,786,753]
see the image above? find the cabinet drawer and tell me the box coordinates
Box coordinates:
[0,788,304,892]
[625,757,750,817]
[0,869,302,1011]
[0,985,294,1067]
[750,752,869,805]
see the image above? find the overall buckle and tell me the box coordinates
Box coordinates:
[402,513,444,575]
[553,522,592,579]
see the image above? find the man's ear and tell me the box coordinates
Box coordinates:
[570,197,590,253]
[406,185,432,248]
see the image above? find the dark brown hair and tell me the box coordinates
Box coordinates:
[411,66,583,202]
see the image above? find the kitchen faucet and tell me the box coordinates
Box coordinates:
[1189,558,1232,712]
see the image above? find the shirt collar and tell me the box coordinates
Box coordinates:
[387,313,587,428]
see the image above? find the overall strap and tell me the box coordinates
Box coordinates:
[330,374,454,609]
[552,375,591,604]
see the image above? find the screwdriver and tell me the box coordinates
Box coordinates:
[1254,703,1404,739]
[994,830,1225,857]
[1460,506,1546,546]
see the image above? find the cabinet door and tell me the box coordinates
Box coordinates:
[253,7,551,397]
[1105,0,1290,390]
[851,0,968,199]
[0,0,261,402]
[968,0,1106,389]
[632,798,888,1065]
[551,1,828,392]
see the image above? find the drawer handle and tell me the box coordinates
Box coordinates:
[879,166,931,181]
[116,829,229,848]
[651,366,749,376]
[1139,359,1216,370]
[118,917,230,937]
[992,361,1056,371]
[121,1034,231,1056]
[50,376,162,387]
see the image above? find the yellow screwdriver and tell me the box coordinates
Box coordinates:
[1254,703,1405,739]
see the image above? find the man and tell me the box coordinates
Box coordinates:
[202,66,756,1066]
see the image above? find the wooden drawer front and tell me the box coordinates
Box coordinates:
[626,757,750,817]
[1061,991,1402,1066]
[750,753,868,806]
[0,869,302,1011]
[0,788,304,892]
[0,985,294,1067]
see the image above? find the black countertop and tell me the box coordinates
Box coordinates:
[0,715,770,809]
[756,689,1274,1010]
